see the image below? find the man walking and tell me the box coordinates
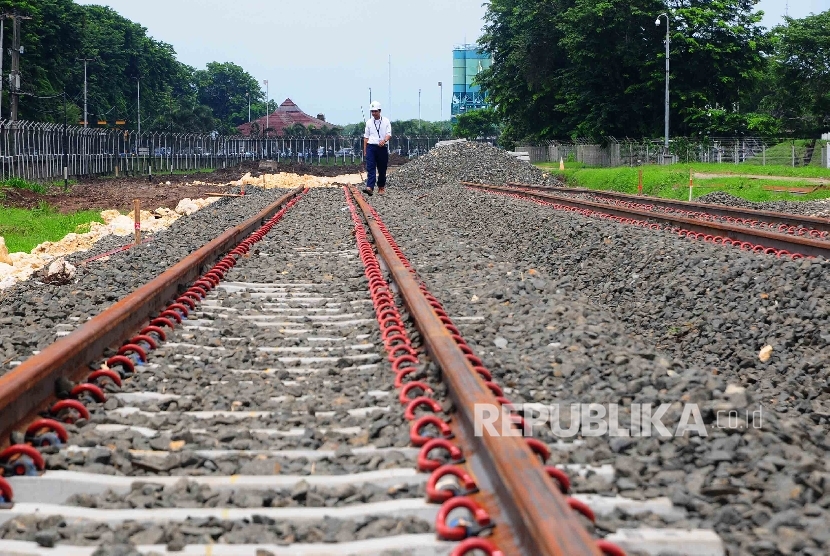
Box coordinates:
[363,101,392,195]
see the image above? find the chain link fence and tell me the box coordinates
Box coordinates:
[0,119,457,182]
[517,138,830,168]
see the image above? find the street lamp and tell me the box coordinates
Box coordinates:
[438,82,442,120]
[656,13,670,160]
[263,80,269,134]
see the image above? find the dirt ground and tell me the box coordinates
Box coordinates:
[1,161,366,213]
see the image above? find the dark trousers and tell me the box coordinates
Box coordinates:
[366,144,389,190]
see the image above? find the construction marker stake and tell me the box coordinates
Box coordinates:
[689,169,694,202]
[134,199,141,245]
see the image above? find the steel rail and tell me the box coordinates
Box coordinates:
[0,187,304,449]
[465,182,830,259]
[502,181,830,234]
[348,186,601,556]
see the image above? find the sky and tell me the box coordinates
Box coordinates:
[76,0,829,126]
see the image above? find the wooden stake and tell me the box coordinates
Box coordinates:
[638,169,643,196]
[689,169,694,202]
[134,199,141,245]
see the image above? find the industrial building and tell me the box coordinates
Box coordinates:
[451,46,492,122]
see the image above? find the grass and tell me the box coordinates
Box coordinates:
[0,205,103,254]
[537,160,830,179]
[165,167,217,175]
[539,164,830,203]
[0,177,49,194]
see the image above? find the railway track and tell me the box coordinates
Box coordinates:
[3,176,820,555]
[462,182,830,259]
[0,183,724,555]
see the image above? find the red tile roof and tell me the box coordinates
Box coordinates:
[236,98,332,137]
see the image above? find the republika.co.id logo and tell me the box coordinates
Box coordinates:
[474,402,763,438]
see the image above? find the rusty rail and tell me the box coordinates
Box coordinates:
[348,186,601,556]
[464,182,830,259]
[0,187,304,449]
[505,181,830,235]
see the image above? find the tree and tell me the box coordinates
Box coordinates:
[452,108,500,139]
[667,0,768,137]
[477,0,768,142]
[193,62,262,131]
[762,11,830,136]
[0,0,274,133]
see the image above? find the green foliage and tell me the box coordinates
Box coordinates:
[452,108,500,139]
[476,0,805,142]
[0,0,265,133]
[683,108,782,137]
[0,177,47,193]
[548,164,830,202]
[762,11,830,136]
[193,62,263,133]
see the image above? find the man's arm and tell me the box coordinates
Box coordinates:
[363,137,368,157]
[380,120,392,147]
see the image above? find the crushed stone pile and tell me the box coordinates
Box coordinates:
[388,141,554,189]
[697,191,830,218]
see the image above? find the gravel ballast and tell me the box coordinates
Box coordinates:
[388,141,553,189]
[41,188,416,478]
[365,143,829,555]
[3,147,828,555]
[2,188,441,552]
[697,191,830,219]
[0,185,281,376]
[0,513,432,548]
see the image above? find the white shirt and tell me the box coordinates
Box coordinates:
[364,116,392,145]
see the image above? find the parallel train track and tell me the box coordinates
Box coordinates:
[462,182,830,259]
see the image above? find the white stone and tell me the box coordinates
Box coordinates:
[0,236,11,265]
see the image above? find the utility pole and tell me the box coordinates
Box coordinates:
[369,87,372,106]
[263,79,269,158]
[133,77,141,136]
[77,57,94,127]
[418,89,421,132]
[246,91,250,123]
[0,15,5,120]
[438,82,442,121]
[63,90,68,189]
[9,13,31,121]
[388,55,391,117]
[656,13,670,160]
[263,79,269,133]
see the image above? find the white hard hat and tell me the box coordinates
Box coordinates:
[369,101,382,111]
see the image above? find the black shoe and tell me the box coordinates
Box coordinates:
[363,187,373,196]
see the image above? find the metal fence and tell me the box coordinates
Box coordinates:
[0,120,452,182]
[518,138,830,168]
